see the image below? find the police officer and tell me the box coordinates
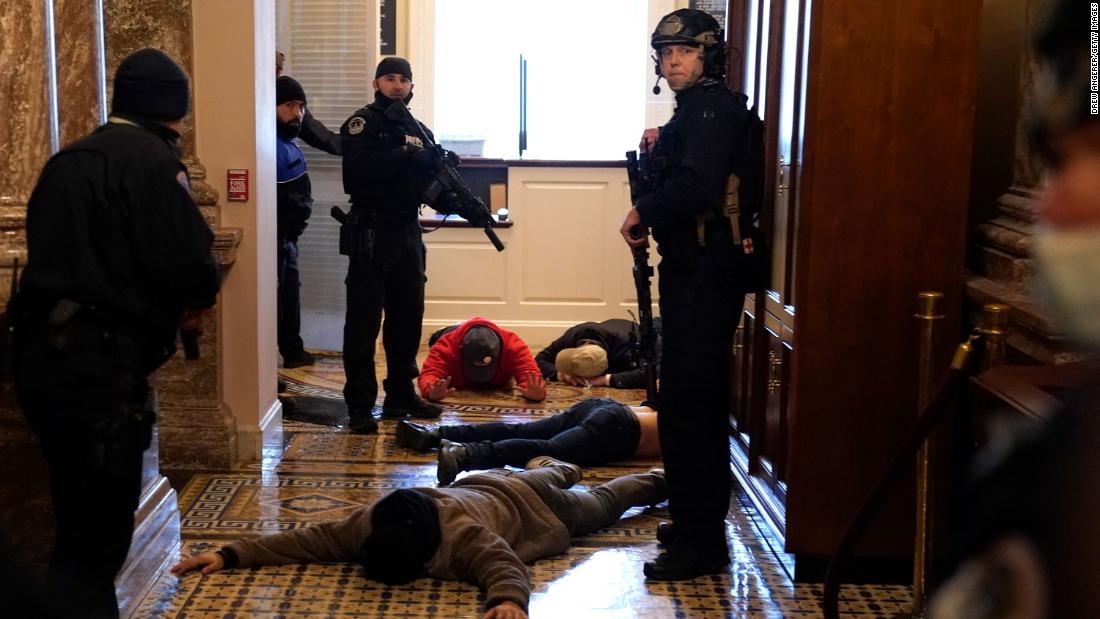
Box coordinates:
[620,9,763,580]
[14,48,219,616]
[339,57,444,432]
[275,76,317,368]
[276,51,342,156]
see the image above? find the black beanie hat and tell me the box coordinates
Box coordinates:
[375,57,413,81]
[276,76,307,106]
[111,48,189,121]
[359,489,440,585]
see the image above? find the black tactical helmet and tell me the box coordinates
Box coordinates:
[651,8,726,80]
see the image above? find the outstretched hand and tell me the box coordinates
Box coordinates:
[484,600,527,619]
[426,376,455,401]
[170,551,225,576]
[521,371,546,401]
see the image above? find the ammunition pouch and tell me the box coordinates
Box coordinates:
[698,216,770,293]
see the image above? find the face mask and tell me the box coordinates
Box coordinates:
[1033,224,1100,350]
[277,118,301,140]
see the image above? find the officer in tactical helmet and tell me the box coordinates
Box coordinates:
[620,8,765,581]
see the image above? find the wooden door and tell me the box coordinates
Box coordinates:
[729,0,810,539]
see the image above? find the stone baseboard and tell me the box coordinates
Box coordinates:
[117,476,180,619]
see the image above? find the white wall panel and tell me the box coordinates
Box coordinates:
[422,166,656,347]
[521,181,608,303]
[425,237,508,302]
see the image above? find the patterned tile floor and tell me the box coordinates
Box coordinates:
[134,350,911,618]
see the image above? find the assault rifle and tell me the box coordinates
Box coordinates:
[385,101,505,252]
[625,150,659,403]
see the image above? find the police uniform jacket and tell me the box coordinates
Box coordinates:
[299,108,342,156]
[634,78,759,259]
[19,118,219,372]
[276,133,312,240]
[340,93,435,213]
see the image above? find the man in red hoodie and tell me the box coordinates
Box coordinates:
[419,317,546,402]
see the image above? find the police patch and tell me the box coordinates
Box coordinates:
[348,117,366,135]
[176,170,191,193]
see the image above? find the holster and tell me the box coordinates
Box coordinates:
[338,210,376,262]
[91,404,155,474]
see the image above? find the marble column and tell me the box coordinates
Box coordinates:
[965,0,1085,364]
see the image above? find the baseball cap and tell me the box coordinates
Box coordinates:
[555,343,609,378]
[461,326,501,384]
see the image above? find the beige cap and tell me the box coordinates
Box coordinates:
[555,344,609,378]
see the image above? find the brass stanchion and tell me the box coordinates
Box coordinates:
[977,303,1009,370]
[910,292,944,617]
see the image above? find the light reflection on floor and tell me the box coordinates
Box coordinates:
[132,353,910,618]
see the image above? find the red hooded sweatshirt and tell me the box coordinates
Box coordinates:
[418,317,540,394]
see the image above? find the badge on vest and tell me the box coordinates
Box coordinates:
[348,117,366,135]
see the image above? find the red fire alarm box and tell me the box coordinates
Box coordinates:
[227,169,249,202]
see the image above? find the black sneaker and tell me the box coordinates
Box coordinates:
[382,394,443,419]
[643,546,730,581]
[283,350,316,369]
[437,439,469,485]
[395,420,441,451]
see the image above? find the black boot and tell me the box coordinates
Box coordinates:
[395,420,441,451]
[656,522,676,547]
[282,350,316,369]
[643,544,730,581]
[348,404,379,434]
[437,439,469,485]
[382,393,443,419]
[349,416,379,434]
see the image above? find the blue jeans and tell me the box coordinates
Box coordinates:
[441,397,641,468]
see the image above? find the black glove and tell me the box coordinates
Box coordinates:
[437,191,461,214]
[411,146,442,174]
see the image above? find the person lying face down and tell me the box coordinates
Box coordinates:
[395,396,661,485]
[172,459,665,619]
[420,317,547,402]
[534,318,662,388]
